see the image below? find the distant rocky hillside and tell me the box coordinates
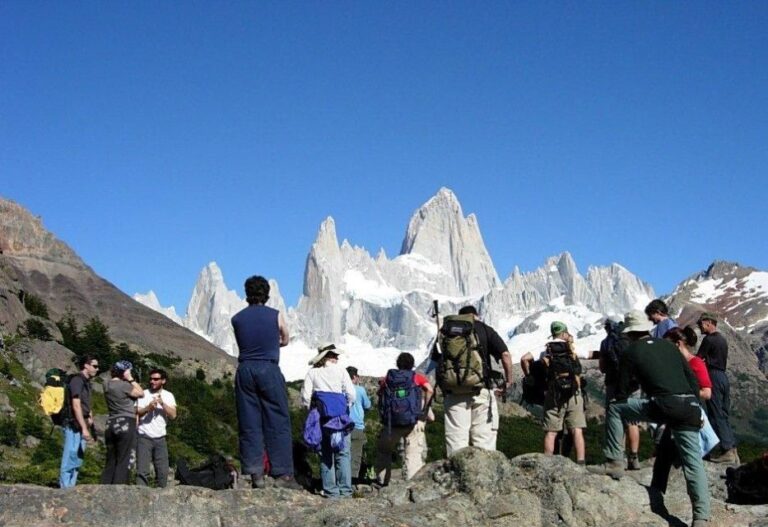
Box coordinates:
[0,197,234,377]
[669,261,768,340]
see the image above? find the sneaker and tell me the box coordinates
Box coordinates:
[587,459,625,480]
[251,474,266,489]
[709,448,738,465]
[272,475,303,490]
[627,454,641,471]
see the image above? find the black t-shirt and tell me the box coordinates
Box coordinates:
[698,332,728,371]
[69,373,92,419]
[473,321,508,363]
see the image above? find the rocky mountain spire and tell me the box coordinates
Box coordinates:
[399,187,500,296]
[185,262,246,355]
[296,217,344,343]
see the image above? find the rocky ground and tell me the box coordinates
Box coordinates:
[1,449,766,527]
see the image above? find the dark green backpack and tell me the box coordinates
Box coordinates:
[436,314,486,394]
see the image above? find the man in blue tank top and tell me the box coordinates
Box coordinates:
[232,275,300,489]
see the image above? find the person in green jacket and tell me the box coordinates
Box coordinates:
[589,311,710,527]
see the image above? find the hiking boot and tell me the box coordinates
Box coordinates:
[690,519,709,527]
[251,474,266,489]
[627,453,641,471]
[272,475,303,490]
[709,448,738,465]
[587,459,625,480]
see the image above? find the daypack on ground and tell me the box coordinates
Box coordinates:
[379,369,422,428]
[521,359,548,406]
[175,455,234,490]
[726,453,768,505]
[436,314,486,394]
[38,368,72,426]
[545,342,581,403]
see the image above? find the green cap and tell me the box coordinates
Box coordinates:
[698,312,717,323]
[550,321,568,337]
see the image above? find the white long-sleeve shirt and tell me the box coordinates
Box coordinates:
[301,362,356,408]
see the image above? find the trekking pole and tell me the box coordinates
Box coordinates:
[423,300,440,411]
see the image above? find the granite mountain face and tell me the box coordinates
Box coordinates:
[137,188,658,376]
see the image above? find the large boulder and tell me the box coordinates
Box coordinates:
[1,449,766,526]
[11,339,75,384]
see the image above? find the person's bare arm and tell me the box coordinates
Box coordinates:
[163,399,178,420]
[700,387,712,400]
[520,352,534,376]
[278,312,289,347]
[123,370,145,398]
[497,350,514,396]
[71,398,92,441]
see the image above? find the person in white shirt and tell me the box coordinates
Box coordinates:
[301,344,356,498]
[136,368,177,487]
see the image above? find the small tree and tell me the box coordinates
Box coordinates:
[78,316,114,367]
[21,319,53,341]
[19,291,50,319]
[56,308,81,352]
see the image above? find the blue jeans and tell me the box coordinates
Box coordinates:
[320,432,352,497]
[59,427,86,488]
[605,397,710,521]
[235,360,294,477]
[706,369,736,451]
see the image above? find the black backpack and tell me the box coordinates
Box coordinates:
[176,455,234,490]
[545,342,581,404]
[521,360,548,406]
[726,454,768,505]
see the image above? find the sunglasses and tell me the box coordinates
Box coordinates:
[149,377,163,381]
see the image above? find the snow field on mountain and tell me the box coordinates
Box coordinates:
[279,334,426,382]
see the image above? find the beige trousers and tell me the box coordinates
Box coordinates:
[444,388,499,457]
[374,421,427,484]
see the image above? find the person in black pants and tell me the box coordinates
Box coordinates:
[697,312,738,464]
[101,360,143,484]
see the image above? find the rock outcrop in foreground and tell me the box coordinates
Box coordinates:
[2,449,766,527]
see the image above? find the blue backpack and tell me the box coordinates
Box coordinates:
[379,369,422,428]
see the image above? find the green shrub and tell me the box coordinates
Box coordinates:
[18,408,46,438]
[19,291,49,319]
[20,318,53,341]
[0,416,20,447]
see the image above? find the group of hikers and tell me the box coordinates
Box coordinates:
[53,274,738,526]
[55,357,176,489]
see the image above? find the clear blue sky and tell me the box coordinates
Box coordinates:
[2,3,767,311]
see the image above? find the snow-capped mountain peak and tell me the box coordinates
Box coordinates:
[136,188,656,381]
[669,261,768,335]
[400,187,500,296]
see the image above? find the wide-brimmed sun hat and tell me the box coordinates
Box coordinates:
[622,310,654,333]
[308,343,345,366]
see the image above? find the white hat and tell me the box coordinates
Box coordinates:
[308,343,345,366]
[622,310,654,333]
